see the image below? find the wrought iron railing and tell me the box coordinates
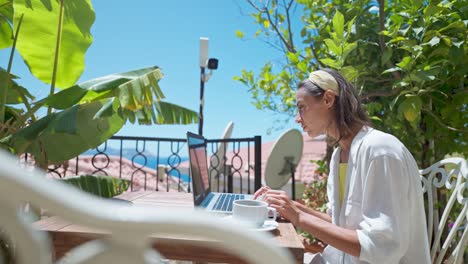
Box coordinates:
[37,135,262,194]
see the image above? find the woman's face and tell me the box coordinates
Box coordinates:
[295,88,335,138]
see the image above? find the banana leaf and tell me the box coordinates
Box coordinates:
[152,101,199,125]
[2,66,198,165]
[38,66,164,110]
[7,99,125,164]
[37,66,198,125]
[60,174,130,198]
[13,0,95,88]
[0,67,34,104]
[117,100,199,125]
[0,0,13,50]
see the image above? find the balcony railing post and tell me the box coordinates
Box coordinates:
[227,164,233,193]
[254,136,262,192]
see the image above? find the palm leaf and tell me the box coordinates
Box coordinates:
[60,174,131,198]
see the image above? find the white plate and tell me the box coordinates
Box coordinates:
[223,216,279,231]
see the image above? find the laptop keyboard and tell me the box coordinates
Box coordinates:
[213,193,245,211]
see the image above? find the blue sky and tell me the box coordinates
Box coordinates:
[2,0,301,144]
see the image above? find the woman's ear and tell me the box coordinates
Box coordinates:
[323,90,336,109]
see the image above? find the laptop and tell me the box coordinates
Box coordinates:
[186,132,253,213]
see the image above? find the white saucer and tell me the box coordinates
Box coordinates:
[253,219,278,232]
[223,216,279,231]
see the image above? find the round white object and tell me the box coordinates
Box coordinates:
[264,129,303,189]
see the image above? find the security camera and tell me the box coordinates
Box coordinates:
[207,58,218,70]
[200,37,209,67]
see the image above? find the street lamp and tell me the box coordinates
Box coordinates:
[198,37,219,136]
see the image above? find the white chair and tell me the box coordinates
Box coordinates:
[420,157,468,264]
[0,150,294,264]
[209,121,234,179]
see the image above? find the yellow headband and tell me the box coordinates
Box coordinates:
[308,70,339,94]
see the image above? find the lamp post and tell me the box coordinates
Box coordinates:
[198,37,218,136]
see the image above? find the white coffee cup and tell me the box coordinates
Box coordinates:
[232,199,277,228]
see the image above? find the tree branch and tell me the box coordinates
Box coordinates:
[422,109,468,133]
[284,0,295,50]
[309,42,326,69]
[378,0,385,53]
[246,0,268,12]
[247,0,294,53]
[377,0,401,80]
[265,7,295,53]
[259,38,285,53]
[361,88,401,101]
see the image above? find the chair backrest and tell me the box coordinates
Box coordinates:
[209,121,234,179]
[420,157,468,264]
[0,150,294,264]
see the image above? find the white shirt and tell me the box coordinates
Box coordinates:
[320,127,431,263]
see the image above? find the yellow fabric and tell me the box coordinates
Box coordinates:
[339,163,348,204]
[308,70,339,94]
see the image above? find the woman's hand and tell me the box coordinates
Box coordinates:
[253,186,271,200]
[262,189,302,226]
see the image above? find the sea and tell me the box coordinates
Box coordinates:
[83,148,190,182]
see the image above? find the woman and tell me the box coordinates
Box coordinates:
[254,69,430,263]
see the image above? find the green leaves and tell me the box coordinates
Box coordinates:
[13,0,95,88]
[237,0,468,166]
[396,56,413,70]
[152,101,198,125]
[38,66,168,123]
[332,10,344,40]
[0,0,203,177]
[286,51,299,64]
[3,66,199,164]
[0,18,12,49]
[61,175,131,198]
[320,10,357,69]
[0,0,13,50]
[439,21,465,34]
[324,39,340,55]
[426,37,440,47]
[398,95,422,126]
[0,67,34,104]
[235,30,244,39]
[320,58,341,68]
[8,99,125,164]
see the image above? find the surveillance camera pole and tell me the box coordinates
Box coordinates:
[199,66,205,136]
[199,37,209,136]
[198,37,218,136]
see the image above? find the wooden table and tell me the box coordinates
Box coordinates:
[34,191,304,263]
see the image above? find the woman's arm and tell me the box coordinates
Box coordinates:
[256,186,331,222]
[296,211,361,257]
[293,201,331,223]
[264,190,361,257]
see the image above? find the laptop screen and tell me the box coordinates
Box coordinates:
[186,132,210,206]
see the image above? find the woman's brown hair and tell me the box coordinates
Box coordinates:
[297,68,371,141]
